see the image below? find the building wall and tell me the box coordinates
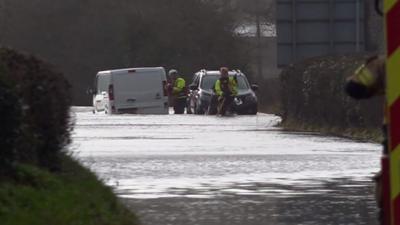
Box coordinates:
[244,36,281,81]
[364,0,384,53]
[277,0,367,67]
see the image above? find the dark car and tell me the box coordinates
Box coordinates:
[187,69,258,115]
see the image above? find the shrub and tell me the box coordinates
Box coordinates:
[280,54,383,136]
[0,47,72,171]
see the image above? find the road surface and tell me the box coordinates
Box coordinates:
[71,107,381,225]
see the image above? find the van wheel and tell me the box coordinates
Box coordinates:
[194,101,204,114]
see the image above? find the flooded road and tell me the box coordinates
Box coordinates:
[71,107,381,225]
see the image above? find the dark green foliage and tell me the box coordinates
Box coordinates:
[0,157,139,225]
[280,54,382,137]
[0,73,21,177]
[0,47,71,172]
[0,48,137,225]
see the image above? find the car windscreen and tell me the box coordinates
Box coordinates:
[200,75,249,91]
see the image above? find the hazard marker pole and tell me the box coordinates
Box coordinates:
[384,0,400,224]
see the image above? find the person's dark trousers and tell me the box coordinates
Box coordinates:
[218,95,234,116]
[174,98,186,114]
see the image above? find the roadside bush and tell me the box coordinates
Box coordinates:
[0,47,71,171]
[280,54,383,139]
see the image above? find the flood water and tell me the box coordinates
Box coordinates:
[70,107,381,225]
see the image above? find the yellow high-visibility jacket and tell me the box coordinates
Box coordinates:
[173,77,186,98]
[346,56,385,99]
[215,77,238,97]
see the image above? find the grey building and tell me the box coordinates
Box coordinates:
[276,0,381,67]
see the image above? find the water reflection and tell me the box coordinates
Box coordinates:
[71,108,380,225]
[122,178,378,225]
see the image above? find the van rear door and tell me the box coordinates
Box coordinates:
[94,73,111,112]
[112,69,166,113]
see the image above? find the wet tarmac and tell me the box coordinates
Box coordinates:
[122,179,377,225]
[70,107,381,225]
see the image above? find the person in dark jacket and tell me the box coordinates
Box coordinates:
[345,55,386,222]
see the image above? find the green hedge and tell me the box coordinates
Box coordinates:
[280,54,383,140]
[0,47,139,225]
[0,156,139,225]
[0,75,21,177]
[0,47,71,173]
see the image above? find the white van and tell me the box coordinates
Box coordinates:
[92,67,169,114]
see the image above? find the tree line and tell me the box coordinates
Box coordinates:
[0,0,273,105]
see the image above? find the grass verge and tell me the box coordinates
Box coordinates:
[0,155,139,225]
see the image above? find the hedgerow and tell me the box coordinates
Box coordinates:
[0,47,71,173]
[280,54,382,140]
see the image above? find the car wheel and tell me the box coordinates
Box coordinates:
[249,106,258,115]
[195,104,204,114]
[207,104,217,115]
